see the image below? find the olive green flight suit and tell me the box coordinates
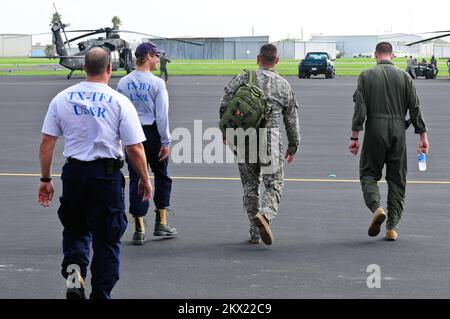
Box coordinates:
[352,60,427,230]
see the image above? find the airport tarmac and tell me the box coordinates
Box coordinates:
[0,75,449,298]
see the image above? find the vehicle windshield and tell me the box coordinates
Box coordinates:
[306,53,328,60]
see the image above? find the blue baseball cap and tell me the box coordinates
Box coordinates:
[135,42,160,58]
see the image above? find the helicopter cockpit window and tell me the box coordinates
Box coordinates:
[102,42,117,52]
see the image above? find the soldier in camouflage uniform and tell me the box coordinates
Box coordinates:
[430,55,438,76]
[219,44,300,245]
[447,58,450,78]
[406,56,416,79]
[349,42,429,241]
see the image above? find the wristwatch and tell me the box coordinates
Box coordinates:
[350,137,359,141]
[40,177,52,183]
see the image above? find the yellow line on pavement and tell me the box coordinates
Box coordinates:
[1,173,450,185]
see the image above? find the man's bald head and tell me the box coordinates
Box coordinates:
[84,47,111,76]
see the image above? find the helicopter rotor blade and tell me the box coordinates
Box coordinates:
[8,31,64,40]
[421,30,450,34]
[1,34,46,40]
[64,30,107,44]
[37,56,85,59]
[33,32,54,36]
[406,33,450,46]
[63,29,98,33]
[60,26,204,47]
[113,30,204,46]
[53,3,71,49]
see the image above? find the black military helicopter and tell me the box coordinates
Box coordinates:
[50,10,201,79]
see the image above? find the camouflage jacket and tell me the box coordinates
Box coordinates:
[219,67,300,155]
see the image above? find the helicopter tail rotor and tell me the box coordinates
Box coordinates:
[52,3,71,49]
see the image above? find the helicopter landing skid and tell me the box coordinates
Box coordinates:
[67,70,74,80]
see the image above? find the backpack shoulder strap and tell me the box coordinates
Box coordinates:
[248,70,256,85]
[243,69,256,85]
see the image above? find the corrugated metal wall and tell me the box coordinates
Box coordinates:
[433,45,450,58]
[148,36,269,60]
[310,35,379,58]
[0,34,32,57]
[276,40,337,60]
[277,40,295,59]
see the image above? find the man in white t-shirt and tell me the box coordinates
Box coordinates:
[117,42,176,245]
[38,47,152,299]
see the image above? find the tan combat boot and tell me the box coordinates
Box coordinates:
[249,223,261,244]
[154,208,177,236]
[132,216,146,245]
[368,208,386,237]
[385,229,398,241]
[254,213,273,245]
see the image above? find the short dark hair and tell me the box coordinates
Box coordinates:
[375,42,393,55]
[259,43,278,63]
[84,47,110,75]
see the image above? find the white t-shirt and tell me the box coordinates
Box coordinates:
[42,81,145,161]
[117,71,171,146]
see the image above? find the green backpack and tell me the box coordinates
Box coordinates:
[219,70,268,135]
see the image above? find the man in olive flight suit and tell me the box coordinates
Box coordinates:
[348,42,429,241]
[159,52,171,83]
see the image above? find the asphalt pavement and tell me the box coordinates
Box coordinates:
[0,74,449,298]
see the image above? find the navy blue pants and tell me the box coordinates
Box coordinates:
[126,124,172,216]
[58,160,127,299]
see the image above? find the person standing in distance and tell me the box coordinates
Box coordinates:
[430,55,438,76]
[38,47,152,299]
[118,42,176,245]
[406,56,416,79]
[349,42,429,241]
[447,57,450,78]
[159,52,171,83]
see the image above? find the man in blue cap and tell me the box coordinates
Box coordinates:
[118,42,177,245]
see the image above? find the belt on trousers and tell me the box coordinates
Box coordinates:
[66,157,124,171]
[367,113,404,120]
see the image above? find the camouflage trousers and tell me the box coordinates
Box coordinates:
[406,65,416,79]
[238,151,284,229]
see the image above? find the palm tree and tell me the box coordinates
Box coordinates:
[50,12,62,26]
[111,16,122,30]
[44,44,56,57]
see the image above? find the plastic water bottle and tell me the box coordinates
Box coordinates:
[418,152,427,172]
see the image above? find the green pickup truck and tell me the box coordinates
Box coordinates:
[298,52,336,79]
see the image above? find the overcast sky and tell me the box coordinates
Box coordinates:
[2,0,450,43]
